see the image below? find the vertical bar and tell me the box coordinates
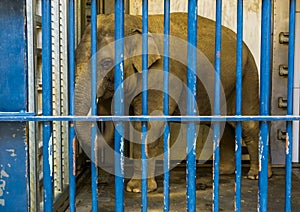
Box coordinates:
[91,0,98,211]
[235,0,243,211]
[258,0,272,211]
[114,0,125,211]
[26,0,39,210]
[42,0,53,211]
[285,0,296,211]
[163,0,170,211]
[213,0,222,211]
[186,1,198,211]
[68,0,76,211]
[141,0,149,211]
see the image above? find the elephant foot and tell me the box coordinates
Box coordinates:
[220,165,235,175]
[219,162,235,175]
[247,167,259,180]
[126,177,157,193]
[247,165,272,180]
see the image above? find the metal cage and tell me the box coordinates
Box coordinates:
[0,0,299,211]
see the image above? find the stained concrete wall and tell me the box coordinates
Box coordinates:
[129,0,262,70]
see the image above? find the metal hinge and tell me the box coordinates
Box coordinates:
[278,97,287,109]
[279,65,288,77]
[277,129,287,141]
[279,32,289,44]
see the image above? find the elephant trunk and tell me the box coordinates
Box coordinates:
[75,64,114,159]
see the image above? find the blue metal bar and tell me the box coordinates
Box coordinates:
[114,0,125,211]
[91,0,98,211]
[258,0,272,211]
[163,0,170,211]
[235,0,243,211]
[0,112,35,116]
[42,0,53,211]
[285,0,296,211]
[213,0,222,211]
[186,0,198,211]
[68,0,76,211]
[141,1,149,211]
[4,115,300,122]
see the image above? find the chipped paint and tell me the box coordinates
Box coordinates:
[194,7,198,21]
[286,133,290,155]
[0,167,9,206]
[5,149,17,157]
[72,137,77,176]
[94,133,98,163]
[167,133,170,169]
[48,135,53,177]
[120,137,125,174]
[120,62,124,72]
[0,170,9,178]
[191,129,198,153]
[259,134,262,172]
[235,135,238,152]
[145,134,149,157]
[234,182,237,210]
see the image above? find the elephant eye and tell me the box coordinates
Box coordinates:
[100,58,113,70]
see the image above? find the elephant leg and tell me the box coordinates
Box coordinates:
[242,121,259,179]
[126,86,181,192]
[126,146,157,193]
[240,121,272,179]
[240,61,272,179]
[219,124,235,175]
[126,120,163,193]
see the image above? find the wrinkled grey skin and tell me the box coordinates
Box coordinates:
[75,13,272,193]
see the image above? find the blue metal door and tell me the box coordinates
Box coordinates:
[0,0,29,210]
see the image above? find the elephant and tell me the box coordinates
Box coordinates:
[74,13,272,193]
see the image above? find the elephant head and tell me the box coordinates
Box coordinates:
[74,14,162,160]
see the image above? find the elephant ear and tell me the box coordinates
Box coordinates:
[130,29,161,73]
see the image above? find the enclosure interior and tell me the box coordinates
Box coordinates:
[3,0,300,211]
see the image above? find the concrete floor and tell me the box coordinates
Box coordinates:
[69,166,300,211]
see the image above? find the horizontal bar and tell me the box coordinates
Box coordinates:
[0,112,35,116]
[1,115,300,122]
